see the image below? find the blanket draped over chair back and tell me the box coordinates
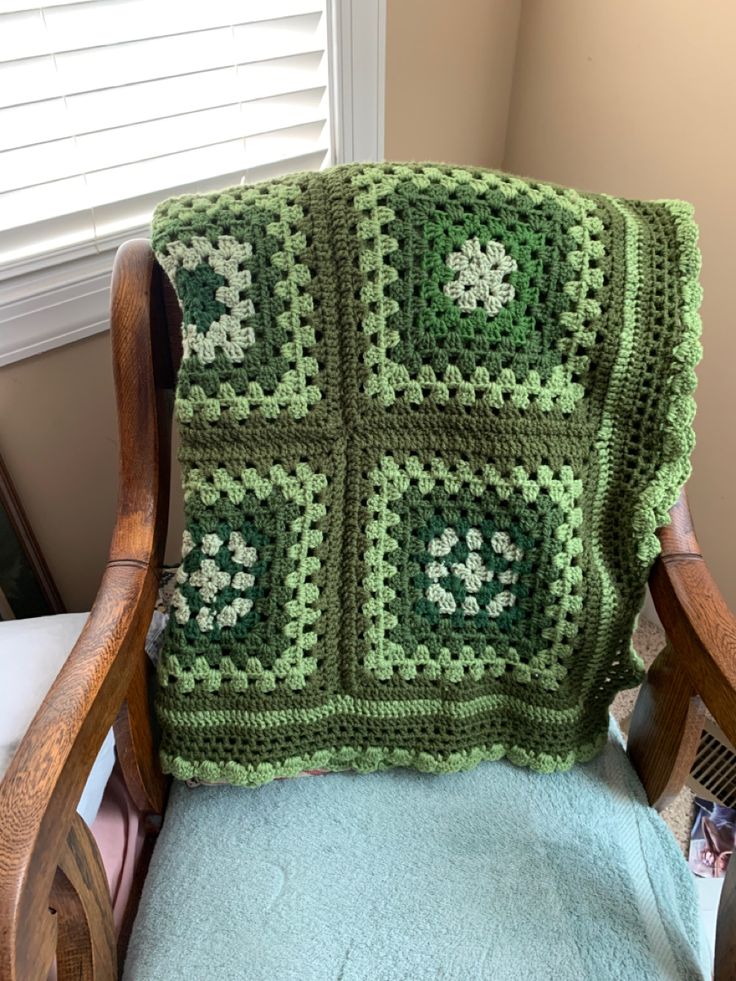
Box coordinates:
[151,162,702,787]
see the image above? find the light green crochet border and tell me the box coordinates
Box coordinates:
[630,199,703,567]
[158,686,611,782]
[161,727,609,787]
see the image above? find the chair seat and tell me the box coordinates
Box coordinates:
[125,725,708,981]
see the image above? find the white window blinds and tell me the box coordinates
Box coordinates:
[0,0,333,276]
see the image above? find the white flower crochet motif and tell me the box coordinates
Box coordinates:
[158,235,255,364]
[443,237,517,317]
[172,530,258,631]
[189,559,231,604]
[425,527,523,618]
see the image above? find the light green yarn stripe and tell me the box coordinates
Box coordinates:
[587,196,643,686]
[158,692,591,729]
[262,182,321,419]
[632,199,703,566]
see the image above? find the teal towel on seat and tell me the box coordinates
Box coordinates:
[125,723,708,981]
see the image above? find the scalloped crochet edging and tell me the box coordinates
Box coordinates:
[632,199,703,567]
[161,730,609,789]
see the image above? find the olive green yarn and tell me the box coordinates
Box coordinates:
[152,162,702,788]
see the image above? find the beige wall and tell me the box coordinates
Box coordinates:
[0,333,118,611]
[385,0,522,166]
[0,331,185,611]
[503,0,736,606]
[1,0,733,611]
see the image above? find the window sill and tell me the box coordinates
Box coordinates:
[0,230,146,367]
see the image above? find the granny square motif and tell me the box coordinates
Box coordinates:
[152,163,702,786]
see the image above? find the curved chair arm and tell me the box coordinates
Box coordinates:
[629,489,736,980]
[0,241,173,981]
[654,491,736,981]
[651,490,736,745]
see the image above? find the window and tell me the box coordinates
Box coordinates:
[0,0,385,364]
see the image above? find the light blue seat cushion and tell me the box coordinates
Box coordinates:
[125,725,708,981]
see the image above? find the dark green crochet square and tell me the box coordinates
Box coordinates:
[156,179,328,424]
[350,164,605,411]
[164,491,291,666]
[384,179,577,383]
[160,456,336,694]
[412,510,534,633]
[356,452,585,691]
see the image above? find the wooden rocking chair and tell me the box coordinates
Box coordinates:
[0,240,734,980]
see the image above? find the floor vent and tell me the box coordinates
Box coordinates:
[688,718,736,807]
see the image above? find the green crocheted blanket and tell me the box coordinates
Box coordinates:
[152,163,702,787]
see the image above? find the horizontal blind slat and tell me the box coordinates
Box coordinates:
[1,91,328,193]
[45,0,325,53]
[0,9,49,63]
[0,148,328,269]
[0,56,60,108]
[0,8,325,67]
[0,0,95,13]
[0,97,69,152]
[0,52,327,151]
[0,0,320,14]
[0,0,332,274]
[1,14,325,106]
[78,89,329,176]
[0,176,90,231]
[0,0,325,53]
[85,120,329,208]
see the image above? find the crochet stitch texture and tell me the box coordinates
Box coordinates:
[152,162,702,787]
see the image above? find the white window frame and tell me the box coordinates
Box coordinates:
[0,0,385,367]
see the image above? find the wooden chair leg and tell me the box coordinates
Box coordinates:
[627,641,706,811]
[50,814,116,981]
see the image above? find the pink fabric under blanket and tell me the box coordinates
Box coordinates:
[91,764,147,935]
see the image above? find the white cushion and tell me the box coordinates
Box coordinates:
[0,613,115,825]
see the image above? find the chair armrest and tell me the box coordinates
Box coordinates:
[628,491,735,813]
[0,241,173,981]
[648,490,736,981]
[650,490,736,748]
